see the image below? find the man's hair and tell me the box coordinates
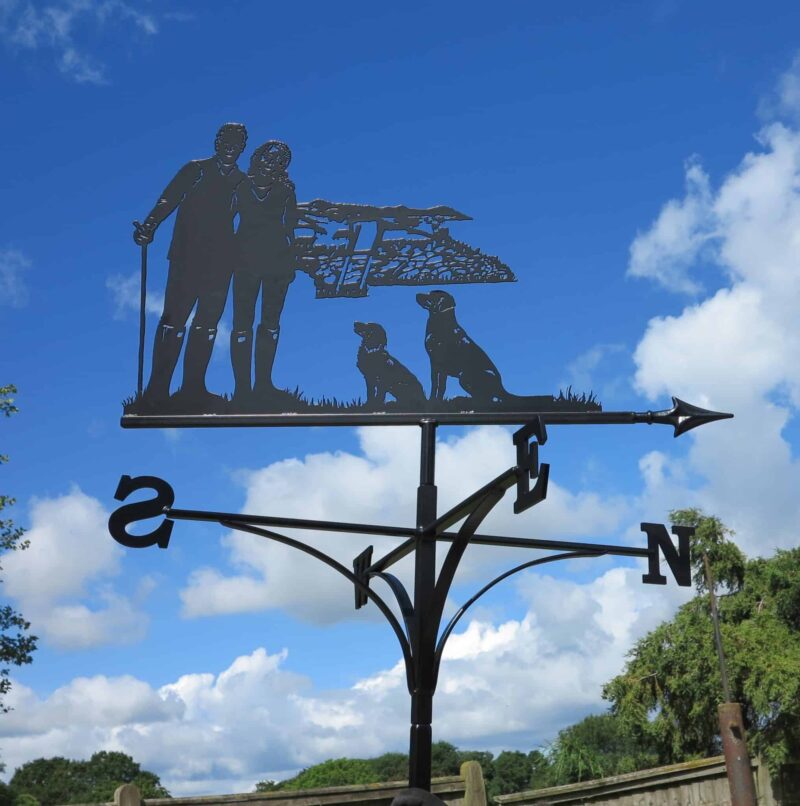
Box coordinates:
[215,122,248,149]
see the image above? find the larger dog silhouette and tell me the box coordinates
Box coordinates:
[417,290,533,405]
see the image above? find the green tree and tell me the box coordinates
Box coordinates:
[277,758,380,790]
[488,751,531,797]
[1,384,37,712]
[603,509,800,774]
[526,750,551,791]
[368,752,408,782]
[0,781,15,806]
[429,742,461,777]
[10,752,169,806]
[543,714,659,786]
[254,742,498,793]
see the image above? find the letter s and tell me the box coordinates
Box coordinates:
[108,475,175,549]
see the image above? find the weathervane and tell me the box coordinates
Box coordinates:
[110,122,733,802]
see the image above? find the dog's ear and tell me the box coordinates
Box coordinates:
[431,290,455,310]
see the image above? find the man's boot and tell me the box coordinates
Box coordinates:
[180,323,217,406]
[253,324,279,398]
[143,322,184,405]
[230,329,253,405]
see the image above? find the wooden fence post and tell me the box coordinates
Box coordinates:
[114,784,141,806]
[460,761,486,806]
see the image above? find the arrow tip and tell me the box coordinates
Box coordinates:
[670,397,734,437]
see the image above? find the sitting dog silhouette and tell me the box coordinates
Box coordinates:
[354,322,426,408]
[416,290,532,404]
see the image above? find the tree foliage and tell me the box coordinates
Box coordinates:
[273,758,380,790]
[603,509,800,774]
[544,714,659,786]
[1,384,37,713]
[10,752,170,806]
[254,742,552,802]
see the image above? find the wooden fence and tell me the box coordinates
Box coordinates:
[97,762,486,806]
[495,755,800,806]
[69,755,800,806]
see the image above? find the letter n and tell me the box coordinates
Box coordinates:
[641,522,693,587]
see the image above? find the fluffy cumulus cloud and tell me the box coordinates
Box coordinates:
[628,158,716,294]
[627,61,800,556]
[180,426,630,625]
[2,563,691,795]
[3,488,150,649]
[0,0,160,84]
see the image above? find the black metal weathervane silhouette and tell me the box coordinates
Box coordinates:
[111,123,733,803]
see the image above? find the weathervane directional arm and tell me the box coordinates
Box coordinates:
[368,537,417,575]
[540,397,733,436]
[168,507,415,541]
[423,467,518,536]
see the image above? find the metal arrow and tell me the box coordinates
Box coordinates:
[637,397,734,437]
[539,396,733,437]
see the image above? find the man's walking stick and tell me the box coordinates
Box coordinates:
[133,221,149,399]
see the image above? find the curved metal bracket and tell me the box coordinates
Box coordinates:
[220,519,416,692]
[422,483,511,658]
[371,570,415,638]
[432,550,604,684]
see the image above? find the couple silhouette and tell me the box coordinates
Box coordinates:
[133,123,297,411]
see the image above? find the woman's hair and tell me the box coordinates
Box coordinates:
[248,140,294,190]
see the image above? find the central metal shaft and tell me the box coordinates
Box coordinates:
[409,420,438,790]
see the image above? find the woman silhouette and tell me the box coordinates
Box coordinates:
[230,140,297,404]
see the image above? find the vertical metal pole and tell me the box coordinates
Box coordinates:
[705,555,757,806]
[137,242,148,399]
[409,420,437,790]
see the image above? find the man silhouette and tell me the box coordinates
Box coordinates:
[133,122,247,408]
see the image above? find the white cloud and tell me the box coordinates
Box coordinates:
[179,427,630,624]
[627,158,716,294]
[0,0,159,84]
[629,60,800,557]
[2,563,691,795]
[759,53,800,124]
[107,272,164,319]
[0,247,31,307]
[3,488,150,649]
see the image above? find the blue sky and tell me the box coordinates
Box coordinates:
[3,0,800,794]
